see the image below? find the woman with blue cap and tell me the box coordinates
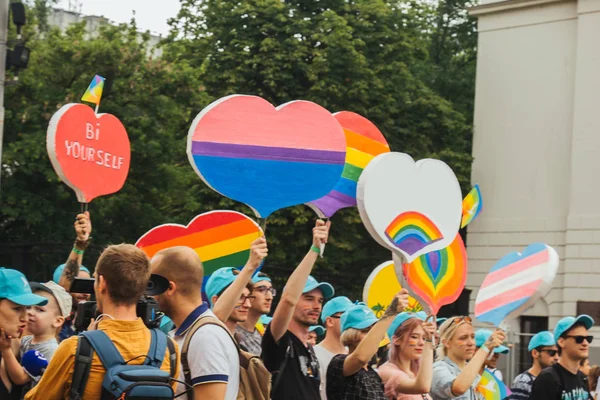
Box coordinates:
[326,290,409,400]
[378,312,436,399]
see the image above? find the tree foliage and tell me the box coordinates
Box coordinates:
[1,0,476,300]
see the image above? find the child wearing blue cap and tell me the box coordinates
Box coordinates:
[509,331,558,400]
[530,315,594,400]
[378,312,436,399]
[325,290,409,400]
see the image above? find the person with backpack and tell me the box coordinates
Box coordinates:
[261,219,332,400]
[24,244,180,400]
[530,315,594,400]
[508,331,558,400]
[150,237,266,400]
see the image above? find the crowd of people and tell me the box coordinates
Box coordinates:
[0,212,597,399]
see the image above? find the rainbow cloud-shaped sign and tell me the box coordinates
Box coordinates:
[385,212,444,256]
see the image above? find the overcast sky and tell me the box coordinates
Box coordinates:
[56,0,182,36]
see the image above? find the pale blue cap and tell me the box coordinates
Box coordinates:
[309,325,325,336]
[205,267,237,306]
[53,264,90,283]
[554,315,594,342]
[387,312,426,340]
[528,331,556,351]
[475,329,509,354]
[303,275,334,300]
[321,296,353,322]
[341,304,378,332]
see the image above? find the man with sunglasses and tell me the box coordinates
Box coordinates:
[530,315,594,400]
[508,331,558,400]
[237,272,276,355]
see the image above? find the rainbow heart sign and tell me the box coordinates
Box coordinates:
[47,103,131,203]
[477,369,511,400]
[357,152,462,262]
[187,95,347,218]
[461,184,482,228]
[135,211,263,296]
[397,234,467,315]
[307,112,390,218]
[475,243,559,327]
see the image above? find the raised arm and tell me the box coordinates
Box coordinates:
[269,220,330,343]
[0,334,28,385]
[342,290,409,376]
[384,320,436,394]
[451,329,505,395]
[212,237,268,322]
[58,212,91,289]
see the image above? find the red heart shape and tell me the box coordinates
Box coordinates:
[47,104,131,202]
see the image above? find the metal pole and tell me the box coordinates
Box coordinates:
[0,0,8,196]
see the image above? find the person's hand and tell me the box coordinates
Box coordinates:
[74,211,91,242]
[247,237,268,269]
[383,289,409,318]
[422,320,437,341]
[312,219,331,248]
[0,329,15,351]
[485,329,506,351]
[87,317,99,331]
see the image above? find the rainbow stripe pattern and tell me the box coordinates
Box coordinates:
[475,243,559,326]
[187,95,347,218]
[308,111,390,218]
[385,211,444,256]
[81,75,105,105]
[461,184,482,228]
[403,234,467,314]
[136,211,263,298]
[477,369,511,400]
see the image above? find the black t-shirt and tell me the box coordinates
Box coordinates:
[0,353,21,400]
[261,326,321,400]
[530,362,592,400]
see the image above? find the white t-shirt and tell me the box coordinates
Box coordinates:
[314,344,336,400]
[172,306,239,400]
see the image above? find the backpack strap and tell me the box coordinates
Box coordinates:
[145,328,167,368]
[69,335,94,400]
[181,315,239,397]
[166,335,177,379]
[271,336,294,394]
[81,330,127,368]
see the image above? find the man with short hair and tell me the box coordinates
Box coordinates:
[237,272,275,355]
[206,267,255,334]
[314,295,353,400]
[530,315,594,400]
[261,219,333,400]
[26,244,179,399]
[151,237,267,400]
[509,331,559,400]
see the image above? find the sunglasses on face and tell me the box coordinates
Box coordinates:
[253,286,277,296]
[565,335,593,344]
[539,349,558,356]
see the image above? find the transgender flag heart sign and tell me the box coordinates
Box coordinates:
[475,243,559,326]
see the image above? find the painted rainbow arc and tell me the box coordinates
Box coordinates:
[385,211,444,256]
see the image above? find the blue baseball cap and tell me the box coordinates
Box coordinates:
[341,304,378,332]
[53,264,90,284]
[309,325,326,336]
[475,329,509,354]
[303,275,334,300]
[387,312,426,340]
[260,315,273,325]
[321,296,353,321]
[0,268,48,306]
[251,273,271,285]
[205,268,238,306]
[554,315,594,342]
[528,331,556,352]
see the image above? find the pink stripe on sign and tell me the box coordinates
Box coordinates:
[476,279,542,315]
[480,251,548,289]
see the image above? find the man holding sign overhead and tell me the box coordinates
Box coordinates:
[530,315,594,400]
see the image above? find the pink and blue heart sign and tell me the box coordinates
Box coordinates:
[187,95,347,218]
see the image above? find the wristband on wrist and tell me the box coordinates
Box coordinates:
[481,344,491,354]
[72,247,84,255]
[310,245,320,254]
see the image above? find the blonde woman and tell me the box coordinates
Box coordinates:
[430,317,505,400]
[378,312,436,399]
[326,290,409,400]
